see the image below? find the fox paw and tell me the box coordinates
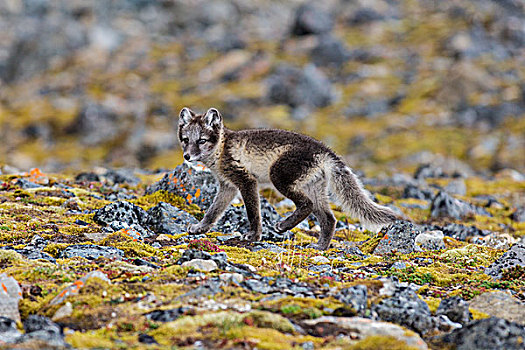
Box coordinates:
[188,223,209,235]
[274,221,287,233]
[306,242,329,251]
[244,230,262,242]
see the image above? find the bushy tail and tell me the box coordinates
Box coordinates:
[327,159,398,232]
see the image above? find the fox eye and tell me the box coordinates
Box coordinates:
[181,138,189,144]
[197,138,207,145]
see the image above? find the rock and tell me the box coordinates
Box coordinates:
[444,179,467,196]
[469,291,525,325]
[436,297,471,326]
[66,102,121,146]
[182,259,218,272]
[373,221,422,255]
[414,164,445,179]
[415,230,446,251]
[511,207,525,222]
[311,255,330,264]
[59,244,124,260]
[266,64,335,108]
[430,191,489,220]
[473,233,516,250]
[302,316,428,350]
[0,273,22,322]
[94,200,150,227]
[310,35,350,68]
[49,270,111,305]
[75,172,100,182]
[336,285,368,315]
[177,249,228,269]
[436,317,525,350]
[391,261,407,269]
[372,288,435,335]
[103,169,140,186]
[138,333,158,344]
[146,162,217,209]
[485,243,525,279]
[243,279,272,294]
[455,102,522,128]
[144,307,191,323]
[436,222,490,241]
[219,273,244,284]
[21,315,66,348]
[52,302,73,321]
[291,3,333,36]
[147,202,198,234]
[0,316,21,344]
[348,7,386,25]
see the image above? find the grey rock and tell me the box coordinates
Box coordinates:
[414,164,445,179]
[372,288,435,335]
[485,243,525,279]
[243,279,271,294]
[455,102,522,128]
[415,230,446,251]
[436,297,471,326]
[21,315,66,348]
[0,317,21,344]
[437,317,525,350]
[310,35,350,68]
[511,207,525,222]
[291,3,333,36]
[103,169,140,186]
[266,64,335,108]
[177,249,228,269]
[373,221,422,256]
[144,307,191,322]
[336,285,368,315]
[445,179,467,196]
[147,202,198,234]
[93,201,150,227]
[470,291,525,325]
[59,244,124,260]
[348,8,385,24]
[66,102,121,146]
[391,261,407,270]
[182,259,218,272]
[430,191,490,220]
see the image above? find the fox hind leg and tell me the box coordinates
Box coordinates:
[305,179,336,250]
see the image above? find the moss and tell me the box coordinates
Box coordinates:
[132,190,203,216]
[65,330,115,349]
[359,235,383,254]
[470,308,491,320]
[101,232,160,258]
[43,243,71,258]
[349,335,422,350]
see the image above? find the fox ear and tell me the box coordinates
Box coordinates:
[179,107,194,125]
[204,108,222,129]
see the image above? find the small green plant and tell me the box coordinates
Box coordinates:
[187,239,224,252]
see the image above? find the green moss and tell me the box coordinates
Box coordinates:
[101,232,160,258]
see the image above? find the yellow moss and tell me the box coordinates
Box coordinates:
[439,244,496,265]
[470,308,491,320]
[66,330,115,349]
[349,335,421,350]
[0,249,25,264]
[360,235,383,254]
[424,297,442,313]
[132,190,203,216]
[225,326,308,350]
[43,243,71,258]
[101,232,160,258]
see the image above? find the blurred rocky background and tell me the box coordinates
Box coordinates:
[0,0,524,176]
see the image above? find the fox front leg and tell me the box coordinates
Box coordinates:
[188,182,237,234]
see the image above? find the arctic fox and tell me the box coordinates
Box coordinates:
[178,107,399,250]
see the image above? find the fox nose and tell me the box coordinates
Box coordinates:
[184,154,190,161]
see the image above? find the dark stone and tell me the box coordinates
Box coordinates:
[454,102,522,128]
[439,223,490,241]
[103,169,140,186]
[402,184,434,200]
[373,221,422,255]
[344,98,390,119]
[59,244,124,260]
[66,102,120,146]
[75,172,100,182]
[0,317,21,343]
[147,202,198,234]
[436,297,471,326]
[485,243,525,279]
[133,258,160,269]
[15,178,43,189]
[138,333,158,344]
[143,307,190,322]
[177,249,228,269]
[511,207,525,222]
[336,285,368,315]
[372,288,435,335]
[430,191,490,220]
[437,317,525,350]
[93,201,150,227]
[21,315,66,347]
[266,64,335,108]
[243,279,272,294]
[310,35,350,68]
[349,8,385,24]
[414,164,444,179]
[291,3,333,36]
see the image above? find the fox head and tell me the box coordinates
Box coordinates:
[178,107,224,163]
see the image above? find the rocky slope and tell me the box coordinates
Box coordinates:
[0,162,524,349]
